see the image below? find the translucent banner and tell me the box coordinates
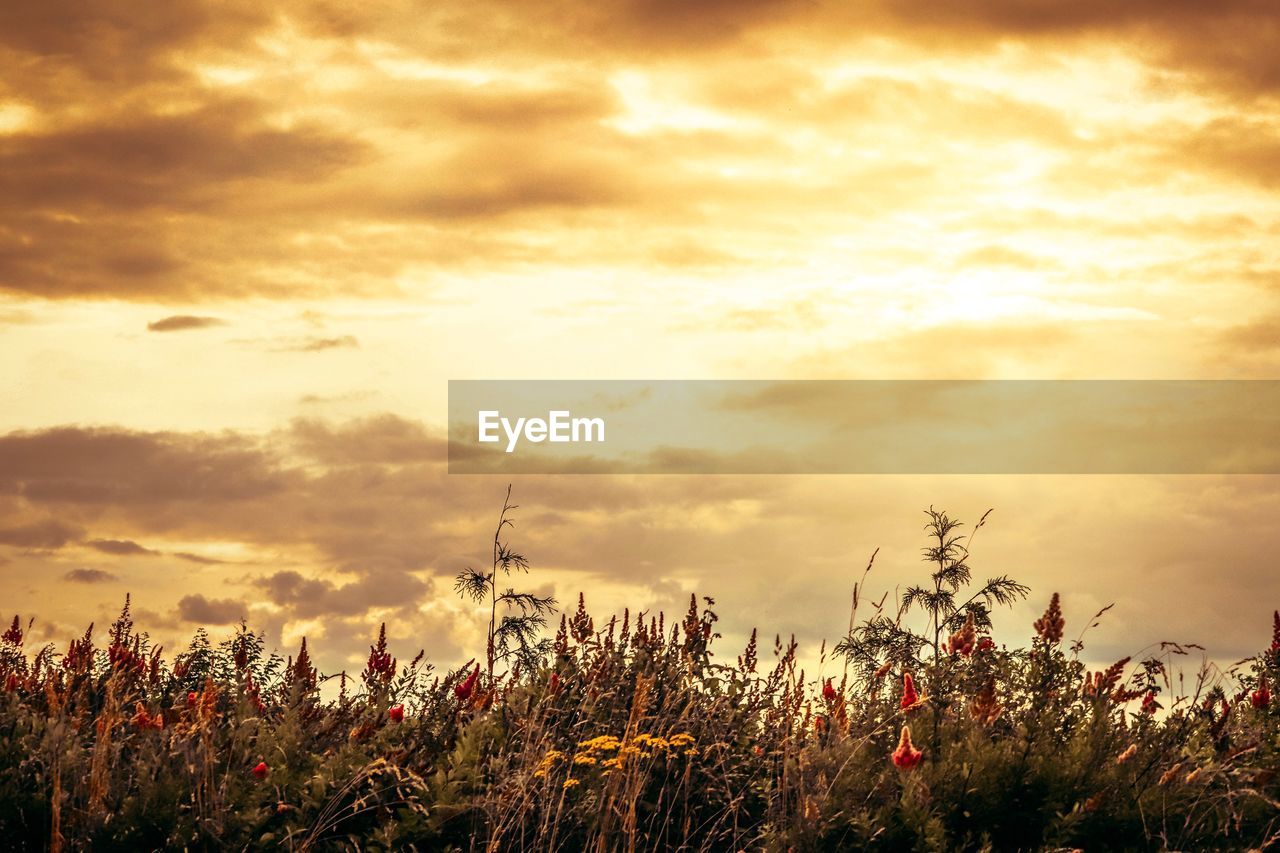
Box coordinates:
[447,380,1280,474]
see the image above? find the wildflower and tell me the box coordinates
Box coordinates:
[573,754,597,765]
[186,691,199,709]
[252,761,270,780]
[1272,610,1280,653]
[1116,744,1138,765]
[1185,767,1203,784]
[822,678,838,701]
[891,725,923,770]
[1141,691,1160,715]
[1158,763,1183,786]
[3,673,18,693]
[977,636,995,653]
[562,778,579,790]
[873,660,893,680]
[455,664,479,702]
[388,704,405,723]
[900,672,922,711]
[362,624,397,686]
[1034,593,1065,643]
[947,612,977,657]
[130,702,164,730]
[548,672,560,694]
[970,676,1003,726]
[1252,676,1270,710]
[2,616,22,646]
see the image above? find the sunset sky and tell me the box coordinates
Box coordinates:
[3,1,1280,678]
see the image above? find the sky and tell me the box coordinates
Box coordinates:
[2,0,1280,680]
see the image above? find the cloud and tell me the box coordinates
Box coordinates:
[64,567,117,583]
[277,335,360,352]
[172,551,230,565]
[0,519,84,549]
[147,315,225,332]
[177,593,247,625]
[85,538,157,556]
[0,426,298,505]
[0,98,366,300]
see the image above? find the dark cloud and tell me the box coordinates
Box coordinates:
[147,315,225,332]
[0,99,366,299]
[172,551,230,565]
[0,0,269,81]
[874,0,1280,95]
[0,426,298,505]
[64,567,117,583]
[254,570,430,619]
[85,538,157,556]
[0,519,84,549]
[177,594,247,624]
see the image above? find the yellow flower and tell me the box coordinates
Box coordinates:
[563,778,580,789]
[573,754,597,765]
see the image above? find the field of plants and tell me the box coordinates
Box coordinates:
[1,502,1279,851]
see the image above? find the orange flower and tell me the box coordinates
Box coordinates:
[130,702,163,730]
[891,725,923,770]
[946,612,977,657]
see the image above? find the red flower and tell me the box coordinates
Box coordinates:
[388,704,405,723]
[455,665,479,702]
[1252,676,1270,710]
[822,678,838,702]
[186,691,199,709]
[3,673,18,692]
[900,672,921,711]
[891,725,923,770]
[1141,691,1160,715]
[977,637,995,653]
[548,672,560,693]
[252,761,270,781]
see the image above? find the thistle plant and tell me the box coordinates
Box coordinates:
[454,485,556,681]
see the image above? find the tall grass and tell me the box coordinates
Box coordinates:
[1,503,1278,850]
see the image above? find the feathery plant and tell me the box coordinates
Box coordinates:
[454,485,556,681]
[837,508,1029,679]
